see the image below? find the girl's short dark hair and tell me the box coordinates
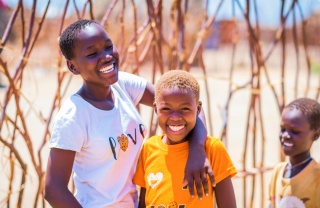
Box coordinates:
[59,19,98,60]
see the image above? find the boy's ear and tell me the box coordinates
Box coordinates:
[197,101,202,116]
[153,102,158,115]
[67,60,80,75]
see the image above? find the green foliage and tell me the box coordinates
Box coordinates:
[311,61,320,75]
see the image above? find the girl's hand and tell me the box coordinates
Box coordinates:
[183,145,215,199]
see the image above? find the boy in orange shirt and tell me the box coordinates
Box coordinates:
[133,70,237,208]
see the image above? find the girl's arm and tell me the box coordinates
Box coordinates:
[44,148,82,207]
[184,111,215,199]
[140,82,215,199]
[214,176,237,208]
[138,187,146,208]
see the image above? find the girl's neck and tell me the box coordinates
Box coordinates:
[78,85,114,110]
[79,85,113,101]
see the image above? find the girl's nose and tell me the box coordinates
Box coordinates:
[104,54,112,61]
[100,53,112,63]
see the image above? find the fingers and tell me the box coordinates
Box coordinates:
[200,171,209,196]
[194,174,204,199]
[207,169,216,188]
[183,170,216,199]
[183,174,195,198]
[184,171,205,199]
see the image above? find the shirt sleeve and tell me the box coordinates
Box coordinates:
[49,99,86,152]
[118,72,147,106]
[133,143,147,188]
[206,138,237,184]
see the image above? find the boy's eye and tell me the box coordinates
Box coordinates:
[181,107,190,111]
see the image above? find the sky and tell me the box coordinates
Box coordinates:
[207,0,320,27]
[3,0,320,27]
[2,0,90,19]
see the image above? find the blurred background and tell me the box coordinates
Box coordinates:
[0,0,320,207]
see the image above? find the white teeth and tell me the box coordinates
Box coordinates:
[99,64,114,73]
[283,142,293,147]
[169,125,184,132]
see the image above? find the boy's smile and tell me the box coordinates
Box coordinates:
[155,88,201,145]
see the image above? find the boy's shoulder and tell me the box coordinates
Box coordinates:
[205,136,223,146]
[144,135,162,145]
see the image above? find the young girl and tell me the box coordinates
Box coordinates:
[44,19,214,208]
[269,98,320,208]
[133,70,237,208]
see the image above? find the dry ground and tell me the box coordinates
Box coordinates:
[1,42,320,208]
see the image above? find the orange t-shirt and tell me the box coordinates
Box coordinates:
[133,135,237,208]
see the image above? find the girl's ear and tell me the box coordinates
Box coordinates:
[197,101,202,116]
[314,128,320,141]
[67,60,80,75]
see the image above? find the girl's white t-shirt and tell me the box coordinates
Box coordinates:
[49,72,147,208]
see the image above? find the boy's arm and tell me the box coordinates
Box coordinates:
[214,176,236,208]
[138,187,146,208]
[184,110,215,199]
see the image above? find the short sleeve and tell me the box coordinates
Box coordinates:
[117,72,147,105]
[49,98,86,152]
[133,144,147,188]
[206,138,237,184]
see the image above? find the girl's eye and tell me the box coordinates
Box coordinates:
[291,130,299,135]
[87,52,97,57]
[105,45,113,50]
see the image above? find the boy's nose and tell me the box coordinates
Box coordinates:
[170,112,182,120]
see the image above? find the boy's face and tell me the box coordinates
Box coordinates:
[280,107,316,161]
[154,87,201,145]
[67,23,119,87]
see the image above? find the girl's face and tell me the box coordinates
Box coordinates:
[280,107,316,162]
[67,23,120,87]
[154,88,201,145]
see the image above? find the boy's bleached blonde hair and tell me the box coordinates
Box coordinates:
[155,70,200,102]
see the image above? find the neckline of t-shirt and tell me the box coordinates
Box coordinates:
[281,159,316,181]
[156,135,189,151]
[73,86,118,112]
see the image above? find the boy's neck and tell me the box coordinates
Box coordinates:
[162,135,188,145]
[284,156,313,178]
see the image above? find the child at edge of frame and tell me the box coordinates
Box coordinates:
[133,70,238,208]
[269,97,320,208]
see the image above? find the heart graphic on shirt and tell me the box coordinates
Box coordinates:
[147,172,163,189]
